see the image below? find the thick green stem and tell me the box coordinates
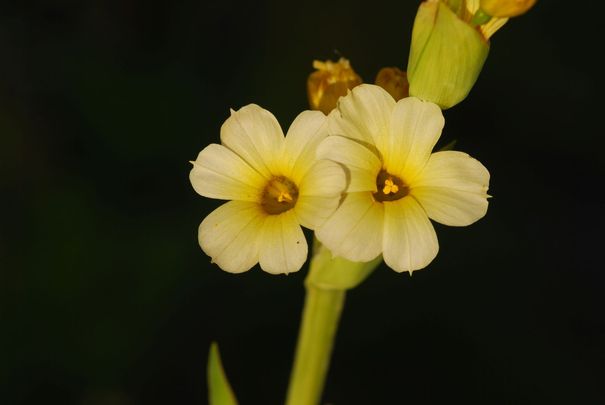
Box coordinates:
[285,284,345,405]
[285,241,382,405]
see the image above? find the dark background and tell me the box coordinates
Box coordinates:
[2,0,604,404]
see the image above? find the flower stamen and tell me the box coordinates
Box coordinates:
[382,178,399,195]
[373,170,409,202]
[277,192,293,203]
[261,176,299,215]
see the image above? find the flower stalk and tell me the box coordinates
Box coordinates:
[285,242,381,405]
[285,281,345,405]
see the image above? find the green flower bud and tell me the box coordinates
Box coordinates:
[407,0,489,109]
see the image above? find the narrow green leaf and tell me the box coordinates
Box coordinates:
[207,342,238,405]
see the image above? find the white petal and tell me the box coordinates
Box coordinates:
[190,144,265,202]
[220,104,285,178]
[328,109,372,145]
[317,135,381,192]
[283,110,329,183]
[299,160,347,197]
[331,84,395,152]
[295,160,346,229]
[316,192,384,262]
[258,210,308,274]
[411,151,490,226]
[198,201,264,273]
[382,196,439,273]
[385,97,444,182]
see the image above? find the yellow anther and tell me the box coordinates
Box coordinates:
[277,192,293,203]
[382,178,399,195]
[261,176,299,215]
[374,170,408,202]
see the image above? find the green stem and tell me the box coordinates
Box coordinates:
[285,284,345,405]
[285,240,381,405]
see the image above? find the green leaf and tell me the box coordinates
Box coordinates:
[207,342,239,405]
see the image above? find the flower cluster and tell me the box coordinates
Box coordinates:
[190,85,490,275]
[196,2,537,402]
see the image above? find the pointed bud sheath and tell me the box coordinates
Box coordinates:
[375,67,409,101]
[307,58,362,114]
[407,0,489,109]
[480,0,537,17]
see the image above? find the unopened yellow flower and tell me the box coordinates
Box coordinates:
[190,105,346,274]
[464,0,509,39]
[316,85,490,273]
[480,0,537,17]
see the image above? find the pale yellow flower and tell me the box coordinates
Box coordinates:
[316,84,490,273]
[190,105,346,274]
